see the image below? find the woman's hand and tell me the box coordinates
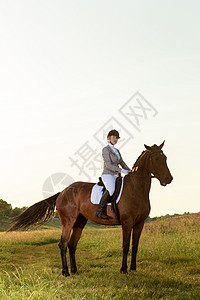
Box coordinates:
[121,168,130,175]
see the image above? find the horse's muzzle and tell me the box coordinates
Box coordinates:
[160,175,173,186]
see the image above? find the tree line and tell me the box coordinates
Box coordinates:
[0,199,27,218]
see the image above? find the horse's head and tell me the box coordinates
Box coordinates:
[144,141,173,186]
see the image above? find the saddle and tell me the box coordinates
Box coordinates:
[97,175,122,222]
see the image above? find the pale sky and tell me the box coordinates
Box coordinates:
[0,0,199,217]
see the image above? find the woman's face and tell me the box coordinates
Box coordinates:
[109,135,119,145]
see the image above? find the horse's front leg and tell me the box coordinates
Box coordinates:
[120,222,132,274]
[130,221,144,271]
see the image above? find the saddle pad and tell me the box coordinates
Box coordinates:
[91,177,124,205]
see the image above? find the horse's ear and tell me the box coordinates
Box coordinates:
[144,144,152,151]
[158,140,165,150]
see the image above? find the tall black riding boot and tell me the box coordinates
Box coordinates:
[95,190,111,220]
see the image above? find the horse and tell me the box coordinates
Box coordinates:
[8,141,173,276]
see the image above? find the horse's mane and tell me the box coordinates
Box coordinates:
[132,150,146,169]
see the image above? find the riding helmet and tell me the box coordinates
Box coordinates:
[107,129,120,139]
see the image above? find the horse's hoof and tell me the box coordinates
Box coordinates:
[62,270,70,277]
[130,267,136,271]
[120,268,128,274]
[71,270,79,275]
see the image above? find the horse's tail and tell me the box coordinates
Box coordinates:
[7,192,60,232]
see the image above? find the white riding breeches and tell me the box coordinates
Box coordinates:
[101,174,118,196]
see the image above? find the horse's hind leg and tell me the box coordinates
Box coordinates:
[58,222,75,277]
[68,214,88,274]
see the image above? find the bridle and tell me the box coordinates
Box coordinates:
[148,149,166,179]
[131,149,164,179]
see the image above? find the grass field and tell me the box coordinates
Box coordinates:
[0,213,199,299]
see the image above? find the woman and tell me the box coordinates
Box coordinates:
[95,129,131,219]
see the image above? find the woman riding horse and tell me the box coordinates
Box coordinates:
[8,140,173,276]
[96,129,131,219]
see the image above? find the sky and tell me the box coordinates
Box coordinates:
[0,0,199,217]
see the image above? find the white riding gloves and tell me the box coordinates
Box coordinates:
[121,168,130,175]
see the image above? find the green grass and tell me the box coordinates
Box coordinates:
[0,213,199,299]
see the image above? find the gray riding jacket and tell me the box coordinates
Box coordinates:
[102,144,131,175]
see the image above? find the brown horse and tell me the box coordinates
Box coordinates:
[8,141,173,276]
